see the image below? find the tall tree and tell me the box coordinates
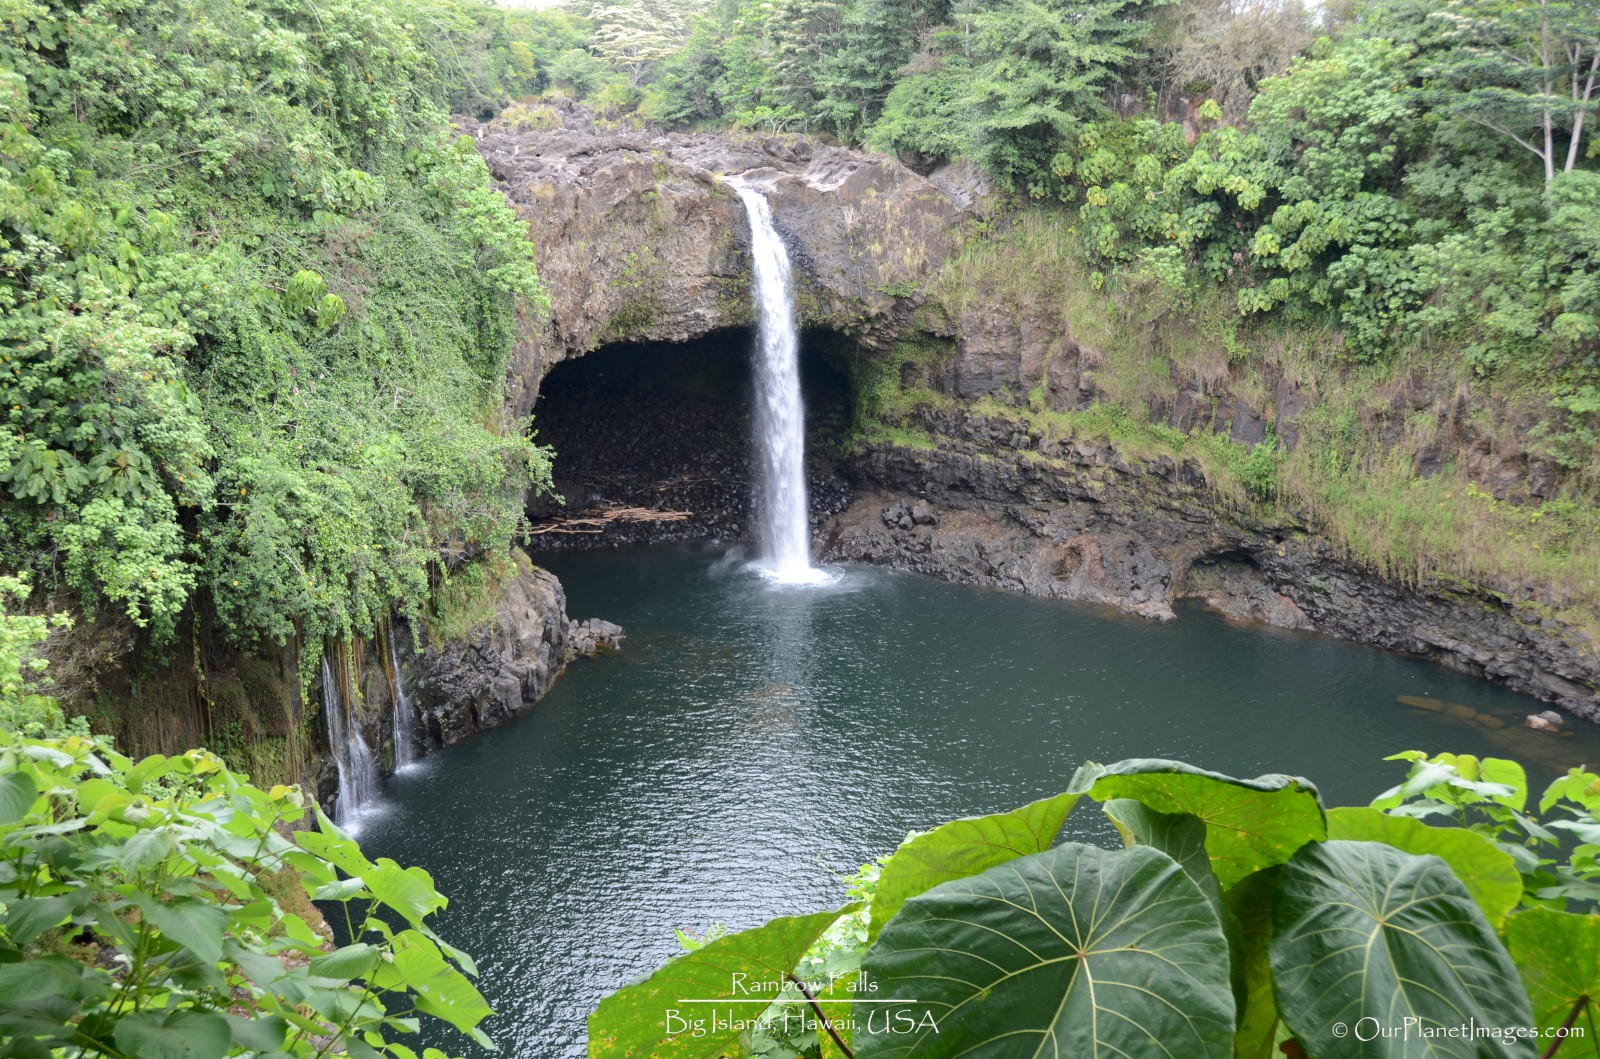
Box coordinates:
[963,0,1174,196]
[1434,0,1600,187]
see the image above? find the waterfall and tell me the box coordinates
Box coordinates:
[321,655,379,827]
[726,178,826,585]
[388,625,416,771]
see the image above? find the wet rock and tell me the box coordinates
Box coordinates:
[568,618,625,658]
[463,111,969,414]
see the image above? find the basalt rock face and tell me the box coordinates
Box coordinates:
[466,110,966,415]
[820,407,1600,722]
[406,564,582,751]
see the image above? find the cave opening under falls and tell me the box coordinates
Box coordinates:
[524,325,855,557]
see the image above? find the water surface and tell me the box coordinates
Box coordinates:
[359,546,1600,1058]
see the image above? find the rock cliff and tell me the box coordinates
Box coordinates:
[467,108,965,414]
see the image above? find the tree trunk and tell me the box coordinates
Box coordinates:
[1564,51,1600,175]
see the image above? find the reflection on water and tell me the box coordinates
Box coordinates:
[358,545,1600,1059]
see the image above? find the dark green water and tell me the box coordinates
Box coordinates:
[358,546,1600,1058]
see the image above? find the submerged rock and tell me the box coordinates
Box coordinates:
[568,618,625,658]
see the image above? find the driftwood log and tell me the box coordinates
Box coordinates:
[526,501,692,535]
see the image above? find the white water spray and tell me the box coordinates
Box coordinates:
[727,178,825,584]
[322,656,379,827]
[388,625,416,771]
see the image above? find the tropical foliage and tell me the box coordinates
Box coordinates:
[591,752,1600,1059]
[0,0,553,670]
[0,729,491,1059]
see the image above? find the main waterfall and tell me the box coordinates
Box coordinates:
[726,178,824,584]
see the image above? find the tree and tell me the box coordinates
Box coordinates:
[962,0,1174,197]
[589,0,702,88]
[1433,0,1600,188]
[1159,0,1312,121]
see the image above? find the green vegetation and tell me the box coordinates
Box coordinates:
[542,0,1600,624]
[0,0,556,677]
[0,732,492,1059]
[591,751,1600,1059]
[0,594,489,1059]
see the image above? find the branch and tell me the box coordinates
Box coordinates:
[786,973,854,1059]
[1538,995,1587,1059]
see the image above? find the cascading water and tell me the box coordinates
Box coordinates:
[388,626,417,771]
[321,655,380,827]
[726,177,827,584]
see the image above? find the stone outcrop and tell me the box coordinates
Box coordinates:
[307,557,618,815]
[406,564,575,750]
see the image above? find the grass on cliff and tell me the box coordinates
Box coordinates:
[911,209,1600,631]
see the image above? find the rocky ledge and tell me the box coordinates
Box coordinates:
[821,407,1600,722]
[313,558,622,816]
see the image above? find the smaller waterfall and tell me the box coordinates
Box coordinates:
[726,176,825,584]
[322,656,379,827]
[388,625,417,771]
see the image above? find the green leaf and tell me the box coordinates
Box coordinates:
[1,897,72,945]
[385,931,492,1039]
[309,943,380,982]
[294,814,376,878]
[1226,867,1281,1059]
[858,843,1235,1058]
[113,1010,232,1059]
[589,908,845,1059]
[1073,758,1325,887]
[222,1012,288,1053]
[1102,798,1221,911]
[362,860,445,925]
[133,894,228,965]
[867,790,1080,940]
[1327,807,1522,923]
[0,773,38,826]
[120,830,177,875]
[1504,908,1600,1057]
[1270,840,1534,1059]
[123,754,170,791]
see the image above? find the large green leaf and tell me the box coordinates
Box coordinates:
[1074,758,1325,887]
[363,860,447,925]
[1226,867,1281,1059]
[0,772,37,826]
[1327,806,1522,923]
[867,790,1080,940]
[1271,840,1535,1059]
[859,842,1235,1059]
[113,1010,231,1059]
[1504,908,1600,1057]
[131,894,228,965]
[1102,799,1221,911]
[589,908,845,1059]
